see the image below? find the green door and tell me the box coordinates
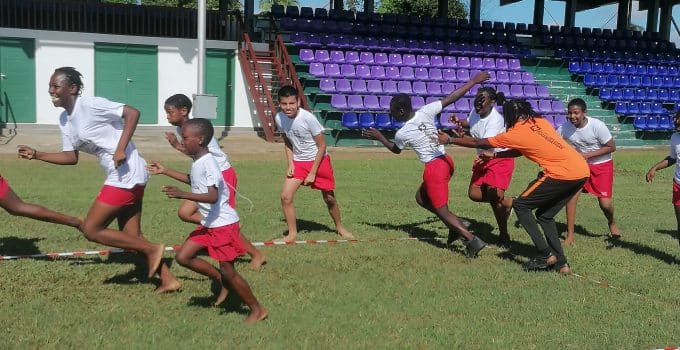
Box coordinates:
[0,37,36,124]
[94,43,157,124]
[205,49,235,126]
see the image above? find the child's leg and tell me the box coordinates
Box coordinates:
[486,186,511,242]
[674,204,680,245]
[467,183,486,202]
[597,197,621,237]
[321,190,353,238]
[177,200,202,225]
[219,261,267,324]
[279,178,303,242]
[239,231,266,269]
[176,240,228,305]
[117,201,181,293]
[416,186,474,241]
[0,188,81,228]
[81,200,165,278]
[564,191,581,245]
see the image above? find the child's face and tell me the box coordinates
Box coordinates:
[473,91,494,117]
[180,124,203,156]
[48,73,78,108]
[567,106,586,128]
[279,95,300,118]
[165,104,189,126]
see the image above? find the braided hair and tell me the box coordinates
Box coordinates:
[502,99,541,129]
[53,67,84,95]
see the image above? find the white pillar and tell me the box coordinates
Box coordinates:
[197,0,206,94]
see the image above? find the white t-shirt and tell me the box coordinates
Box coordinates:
[669,133,680,184]
[175,126,231,171]
[395,101,446,164]
[275,108,326,161]
[557,116,613,164]
[191,153,239,228]
[467,107,508,154]
[59,96,148,189]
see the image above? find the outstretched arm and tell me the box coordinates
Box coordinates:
[440,71,490,108]
[163,185,218,204]
[646,156,676,183]
[148,161,190,184]
[362,128,401,154]
[17,146,78,165]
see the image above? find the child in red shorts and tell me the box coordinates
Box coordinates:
[274,85,353,242]
[150,118,267,324]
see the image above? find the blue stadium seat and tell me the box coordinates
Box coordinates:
[646,115,660,130]
[659,115,673,130]
[374,113,392,129]
[632,115,646,129]
[358,112,375,128]
[341,112,359,128]
[614,102,628,115]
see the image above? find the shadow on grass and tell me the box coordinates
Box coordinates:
[655,229,678,240]
[187,268,250,316]
[0,236,43,255]
[513,219,597,239]
[606,237,680,266]
[362,217,447,249]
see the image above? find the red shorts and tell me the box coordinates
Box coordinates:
[470,157,515,190]
[673,181,680,206]
[582,160,614,198]
[292,155,335,191]
[222,167,237,208]
[0,176,10,199]
[422,155,455,209]
[96,184,145,206]
[188,222,246,262]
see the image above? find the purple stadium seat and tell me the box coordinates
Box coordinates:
[397,81,413,94]
[341,112,359,128]
[366,80,382,94]
[359,52,374,65]
[351,79,367,94]
[509,71,523,84]
[314,50,330,63]
[358,112,375,128]
[439,114,458,129]
[523,85,537,98]
[375,113,392,129]
[309,62,325,77]
[496,58,509,71]
[356,65,371,80]
[385,66,400,80]
[340,64,355,78]
[496,70,510,83]
[457,56,471,69]
[416,54,430,67]
[427,82,442,95]
[414,68,429,80]
[331,94,348,110]
[538,99,552,114]
[508,58,521,71]
[413,81,428,95]
[371,66,386,80]
[325,63,341,78]
[496,84,510,97]
[347,95,364,110]
[536,85,550,98]
[441,83,457,94]
[300,49,315,63]
[400,66,415,80]
[486,70,497,82]
[381,80,398,95]
[468,84,480,97]
[456,68,470,82]
[454,98,471,112]
[551,100,565,114]
[509,84,524,98]
[374,52,389,66]
[553,114,567,128]
[403,54,417,66]
[482,57,496,70]
[335,79,352,93]
[411,96,425,110]
[527,99,539,111]
[442,69,456,81]
[330,50,345,63]
[388,53,403,66]
[345,51,360,64]
[470,57,484,69]
[379,95,392,110]
[443,56,457,68]
[431,56,444,67]
[429,68,443,81]
[522,72,535,84]
[319,79,335,93]
[364,95,380,110]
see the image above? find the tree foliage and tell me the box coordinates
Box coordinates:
[101,0,241,11]
[377,0,467,19]
[258,0,299,12]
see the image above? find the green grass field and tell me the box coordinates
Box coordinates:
[1,149,680,349]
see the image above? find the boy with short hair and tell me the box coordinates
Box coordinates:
[274,85,353,242]
[557,98,621,245]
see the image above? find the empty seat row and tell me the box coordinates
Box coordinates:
[309,64,535,84]
[600,87,680,102]
[291,33,528,58]
[331,94,475,113]
[570,61,680,76]
[632,115,674,131]
[544,35,675,53]
[557,48,679,65]
[614,101,672,115]
[583,74,680,89]
[300,49,523,70]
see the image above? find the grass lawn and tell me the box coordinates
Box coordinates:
[1,148,679,349]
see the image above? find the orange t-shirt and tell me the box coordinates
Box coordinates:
[487,117,589,180]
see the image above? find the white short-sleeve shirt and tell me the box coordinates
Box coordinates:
[557,116,613,164]
[467,107,508,154]
[669,133,680,184]
[191,153,239,228]
[275,108,326,161]
[175,126,231,171]
[395,101,446,164]
[59,96,148,189]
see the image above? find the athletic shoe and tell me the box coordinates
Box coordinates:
[464,236,487,259]
[523,254,558,271]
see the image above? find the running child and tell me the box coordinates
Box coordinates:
[451,86,514,246]
[362,72,490,258]
[441,99,590,273]
[557,98,620,245]
[646,111,680,245]
[161,93,265,269]
[150,118,267,324]
[17,67,179,292]
[274,85,353,242]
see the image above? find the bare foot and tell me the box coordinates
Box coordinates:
[146,244,165,279]
[609,223,621,238]
[563,235,575,246]
[276,234,297,243]
[337,226,354,239]
[249,251,266,270]
[154,278,182,294]
[212,287,228,307]
[244,308,268,324]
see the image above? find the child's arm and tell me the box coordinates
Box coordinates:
[148,161,190,184]
[441,71,490,109]
[362,128,401,154]
[113,105,141,169]
[304,133,327,185]
[283,136,295,178]
[17,146,78,165]
[581,139,616,160]
[164,132,188,155]
[163,185,218,204]
[646,156,676,183]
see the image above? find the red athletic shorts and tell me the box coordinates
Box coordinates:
[222,167,237,208]
[0,176,10,199]
[96,184,145,206]
[422,155,455,209]
[292,155,335,191]
[582,160,614,198]
[188,222,246,262]
[673,180,680,206]
[470,157,515,190]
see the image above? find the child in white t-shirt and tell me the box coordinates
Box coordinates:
[646,111,680,246]
[149,118,267,324]
[274,85,353,242]
[362,72,490,258]
[558,98,620,244]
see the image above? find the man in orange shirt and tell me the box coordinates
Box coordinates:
[439,100,589,274]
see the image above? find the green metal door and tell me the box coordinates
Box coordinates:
[95,43,157,124]
[0,37,36,123]
[205,49,235,126]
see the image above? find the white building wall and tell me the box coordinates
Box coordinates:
[1,28,258,128]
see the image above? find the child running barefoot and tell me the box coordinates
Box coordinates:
[17,67,178,291]
[161,94,265,269]
[150,118,267,323]
[362,72,490,258]
[274,85,353,242]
